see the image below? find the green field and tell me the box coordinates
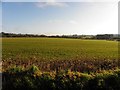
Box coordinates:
[2,38,120,90]
[2,38,118,71]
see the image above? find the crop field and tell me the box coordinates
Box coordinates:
[2,38,119,72]
[2,38,120,90]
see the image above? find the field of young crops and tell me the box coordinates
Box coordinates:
[2,38,119,72]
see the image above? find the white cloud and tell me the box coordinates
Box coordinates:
[69,20,78,25]
[35,2,68,8]
[48,19,79,25]
[48,19,63,23]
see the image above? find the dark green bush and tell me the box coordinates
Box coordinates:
[2,66,120,90]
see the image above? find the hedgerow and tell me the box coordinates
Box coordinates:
[2,66,120,90]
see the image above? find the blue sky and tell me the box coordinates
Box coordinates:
[2,2,118,35]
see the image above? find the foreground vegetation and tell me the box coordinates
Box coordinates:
[2,38,118,72]
[2,38,119,90]
[2,65,120,90]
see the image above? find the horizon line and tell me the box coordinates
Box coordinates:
[1,32,119,36]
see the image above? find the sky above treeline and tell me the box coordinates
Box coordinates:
[2,1,118,35]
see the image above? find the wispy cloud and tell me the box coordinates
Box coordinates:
[48,19,63,23]
[35,2,68,8]
[48,19,79,25]
[69,20,78,25]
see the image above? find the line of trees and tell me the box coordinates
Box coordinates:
[1,32,120,40]
[0,32,95,39]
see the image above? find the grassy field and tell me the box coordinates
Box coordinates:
[2,38,118,71]
[2,38,120,90]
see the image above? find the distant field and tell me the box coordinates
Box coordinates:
[2,38,118,71]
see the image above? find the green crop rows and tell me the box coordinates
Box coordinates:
[2,38,119,71]
[2,38,120,90]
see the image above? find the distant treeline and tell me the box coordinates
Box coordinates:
[1,32,120,40]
